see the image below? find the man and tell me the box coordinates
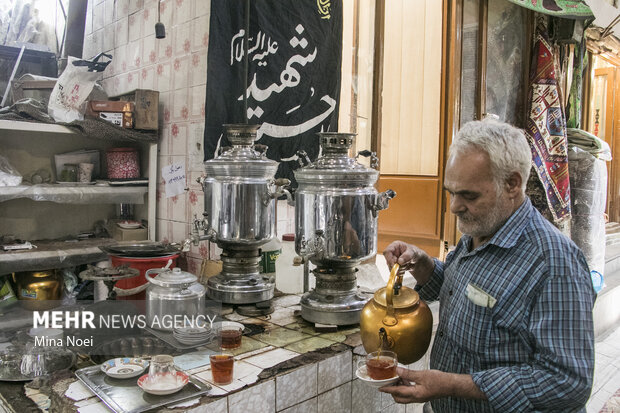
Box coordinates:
[380,119,595,412]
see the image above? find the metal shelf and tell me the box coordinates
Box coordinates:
[0,184,147,204]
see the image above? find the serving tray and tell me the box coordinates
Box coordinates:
[75,364,211,413]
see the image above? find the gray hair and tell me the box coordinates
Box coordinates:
[449,119,532,192]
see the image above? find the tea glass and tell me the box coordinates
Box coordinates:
[209,353,234,385]
[358,350,398,380]
[148,354,177,383]
[217,325,243,350]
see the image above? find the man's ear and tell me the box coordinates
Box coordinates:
[505,172,522,197]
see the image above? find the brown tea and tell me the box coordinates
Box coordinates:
[366,356,397,380]
[219,328,242,349]
[210,354,234,385]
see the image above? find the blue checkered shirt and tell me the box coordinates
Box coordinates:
[417,198,595,412]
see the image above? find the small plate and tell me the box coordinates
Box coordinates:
[101,357,149,379]
[117,220,142,229]
[137,371,189,395]
[355,365,399,388]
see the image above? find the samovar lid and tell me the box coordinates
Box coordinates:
[204,124,278,179]
[294,132,378,185]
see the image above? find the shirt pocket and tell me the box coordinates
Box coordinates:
[447,293,494,354]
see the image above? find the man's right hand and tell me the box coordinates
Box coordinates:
[383,241,435,286]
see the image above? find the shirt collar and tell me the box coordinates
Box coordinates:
[461,197,533,251]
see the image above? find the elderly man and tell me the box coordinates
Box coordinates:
[381,119,595,412]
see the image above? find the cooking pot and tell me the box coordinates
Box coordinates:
[294,133,395,265]
[12,270,63,310]
[145,267,205,331]
[359,264,433,364]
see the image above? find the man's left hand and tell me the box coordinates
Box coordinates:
[379,367,487,404]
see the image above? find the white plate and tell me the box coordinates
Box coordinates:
[101,357,149,379]
[137,372,188,395]
[212,321,244,332]
[117,221,142,229]
[355,365,399,388]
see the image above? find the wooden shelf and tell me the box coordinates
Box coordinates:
[0,184,147,204]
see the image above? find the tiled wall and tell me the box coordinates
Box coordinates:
[84,0,298,274]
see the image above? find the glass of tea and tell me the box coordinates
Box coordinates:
[359,350,398,380]
[217,323,243,350]
[209,353,234,385]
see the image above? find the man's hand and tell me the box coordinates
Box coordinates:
[379,367,486,404]
[383,241,435,286]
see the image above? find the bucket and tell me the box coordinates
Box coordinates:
[109,254,180,299]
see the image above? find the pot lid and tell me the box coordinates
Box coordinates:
[146,267,197,288]
[373,286,420,309]
[204,124,278,179]
[99,241,180,257]
[294,133,379,185]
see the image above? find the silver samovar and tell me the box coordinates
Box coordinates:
[295,133,395,325]
[192,124,289,312]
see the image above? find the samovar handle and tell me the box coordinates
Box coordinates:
[383,263,404,326]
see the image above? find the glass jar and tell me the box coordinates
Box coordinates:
[59,163,78,182]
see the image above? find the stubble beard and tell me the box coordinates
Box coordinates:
[456,194,512,238]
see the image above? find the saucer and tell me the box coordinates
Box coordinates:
[101,357,149,379]
[355,365,399,388]
[117,220,142,229]
[137,371,189,395]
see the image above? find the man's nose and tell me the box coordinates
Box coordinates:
[450,195,466,214]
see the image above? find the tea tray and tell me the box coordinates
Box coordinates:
[75,364,211,413]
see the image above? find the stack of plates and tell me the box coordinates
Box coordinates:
[172,325,215,346]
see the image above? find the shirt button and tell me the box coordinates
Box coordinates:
[449,290,453,296]
[438,331,444,337]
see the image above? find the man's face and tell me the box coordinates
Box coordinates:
[444,149,513,239]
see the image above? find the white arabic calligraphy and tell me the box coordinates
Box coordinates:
[230,29,279,66]
[257,95,336,139]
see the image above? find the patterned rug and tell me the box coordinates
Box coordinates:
[525,21,571,223]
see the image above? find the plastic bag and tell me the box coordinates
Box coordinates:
[0,154,22,186]
[48,53,112,123]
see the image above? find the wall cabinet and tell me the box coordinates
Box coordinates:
[0,120,157,275]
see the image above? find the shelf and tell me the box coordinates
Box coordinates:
[0,184,147,204]
[0,119,75,135]
[0,238,117,276]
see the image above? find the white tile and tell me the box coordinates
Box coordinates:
[143,34,157,66]
[115,17,128,47]
[128,11,143,42]
[104,0,115,26]
[155,62,172,92]
[174,23,192,57]
[174,0,192,25]
[229,379,276,413]
[245,348,299,369]
[172,88,189,120]
[140,65,155,90]
[351,378,381,413]
[189,85,205,119]
[318,352,352,393]
[142,1,158,36]
[128,39,142,69]
[157,32,173,61]
[276,364,317,411]
[191,15,210,52]
[186,397,227,413]
[127,0,143,15]
[317,382,352,413]
[233,360,263,382]
[93,2,104,31]
[190,51,207,86]
[280,397,317,413]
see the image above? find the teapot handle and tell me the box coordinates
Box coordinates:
[383,263,403,326]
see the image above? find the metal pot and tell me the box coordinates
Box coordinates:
[294,133,395,265]
[145,267,205,331]
[360,264,433,364]
[12,270,63,310]
[201,124,288,247]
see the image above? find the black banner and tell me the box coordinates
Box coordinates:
[204,0,342,187]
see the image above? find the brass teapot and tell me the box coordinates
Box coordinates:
[12,270,63,311]
[360,263,433,364]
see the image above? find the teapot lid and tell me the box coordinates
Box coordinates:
[146,267,197,288]
[373,286,420,309]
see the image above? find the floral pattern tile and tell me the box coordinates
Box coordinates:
[275,364,317,411]
[228,379,275,413]
[317,351,352,393]
[284,337,336,353]
[252,326,310,347]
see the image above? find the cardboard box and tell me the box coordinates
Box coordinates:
[110,89,159,130]
[86,100,134,128]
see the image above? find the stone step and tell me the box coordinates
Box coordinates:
[594,264,620,338]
